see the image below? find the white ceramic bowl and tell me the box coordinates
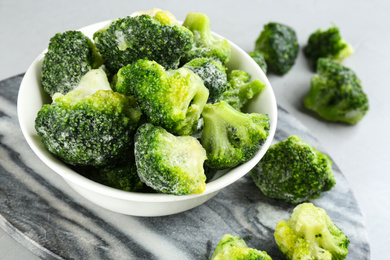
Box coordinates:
[17,21,277,217]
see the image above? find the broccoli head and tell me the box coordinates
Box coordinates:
[220,70,266,111]
[182,12,231,64]
[304,25,354,70]
[93,9,193,73]
[251,135,335,204]
[211,234,272,260]
[35,69,142,168]
[134,123,207,195]
[183,58,227,103]
[41,30,103,97]
[249,50,268,74]
[255,22,299,75]
[274,203,350,260]
[201,101,269,170]
[304,58,369,124]
[113,59,209,136]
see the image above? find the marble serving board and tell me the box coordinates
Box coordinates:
[0,75,369,259]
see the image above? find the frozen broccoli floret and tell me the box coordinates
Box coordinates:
[35,69,142,168]
[304,25,354,70]
[77,162,144,192]
[93,9,193,73]
[41,30,103,97]
[274,203,350,260]
[249,50,268,74]
[134,123,207,195]
[183,58,227,103]
[201,101,269,169]
[255,22,299,75]
[304,58,369,124]
[220,70,266,111]
[251,135,335,204]
[182,12,231,64]
[112,59,209,136]
[211,234,272,260]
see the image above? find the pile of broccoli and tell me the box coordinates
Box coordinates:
[35,9,270,195]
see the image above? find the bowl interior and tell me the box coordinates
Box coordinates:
[17,21,277,204]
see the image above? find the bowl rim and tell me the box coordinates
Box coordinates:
[17,20,277,203]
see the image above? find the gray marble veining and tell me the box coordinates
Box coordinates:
[0,75,369,259]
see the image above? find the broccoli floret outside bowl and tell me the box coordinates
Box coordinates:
[211,234,272,260]
[274,203,350,260]
[251,135,335,204]
[304,58,369,124]
[17,14,277,216]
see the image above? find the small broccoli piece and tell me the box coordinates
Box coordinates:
[93,9,193,73]
[220,70,266,111]
[304,25,354,70]
[35,69,142,168]
[201,101,269,170]
[254,22,299,75]
[274,203,350,260]
[304,58,369,124]
[134,123,207,195]
[183,58,227,103]
[211,234,272,260]
[249,50,268,74]
[41,30,103,97]
[251,135,335,204]
[182,12,231,64]
[113,59,209,136]
[77,163,144,192]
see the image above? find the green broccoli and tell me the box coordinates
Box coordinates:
[183,58,227,103]
[251,135,335,204]
[304,58,369,124]
[182,12,231,64]
[134,123,207,195]
[249,50,268,74]
[304,25,354,70]
[35,69,142,168]
[220,70,266,111]
[41,30,103,97]
[77,163,144,192]
[93,9,193,73]
[211,234,272,260]
[201,101,269,170]
[254,22,299,75]
[112,59,209,136]
[274,203,350,260]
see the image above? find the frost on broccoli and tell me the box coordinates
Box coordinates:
[182,12,231,64]
[255,22,299,75]
[201,101,269,169]
[274,203,350,260]
[304,25,354,70]
[304,58,369,124]
[249,50,268,74]
[134,123,207,195]
[183,58,227,103]
[251,135,335,204]
[93,9,193,73]
[41,30,103,97]
[112,59,209,136]
[220,70,266,111]
[211,234,272,260]
[35,69,142,168]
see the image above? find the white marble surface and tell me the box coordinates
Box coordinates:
[0,0,388,259]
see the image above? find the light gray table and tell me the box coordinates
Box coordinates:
[1,0,389,259]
